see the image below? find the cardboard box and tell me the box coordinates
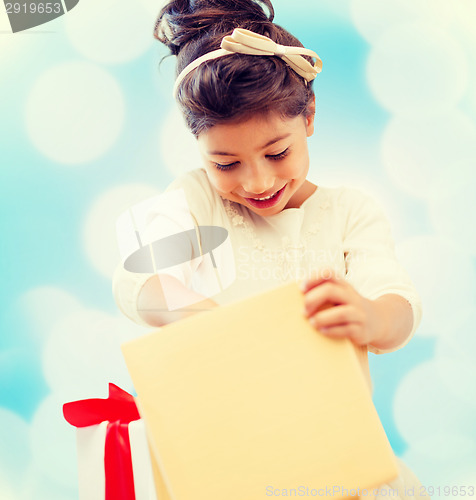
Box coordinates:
[122,282,399,500]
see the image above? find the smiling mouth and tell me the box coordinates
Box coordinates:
[244,185,286,209]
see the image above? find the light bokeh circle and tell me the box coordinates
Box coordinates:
[65,0,154,64]
[468,84,476,120]
[159,107,203,177]
[455,0,476,48]
[367,22,468,117]
[381,110,476,199]
[408,432,475,462]
[395,235,476,336]
[439,462,476,492]
[434,309,476,360]
[434,310,476,409]
[25,61,125,165]
[42,308,137,401]
[0,474,18,500]
[137,0,169,16]
[428,178,476,257]
[351,0,454,43]
[83,183,160,278]
[394,360,476,444]
[30,395,77,489]
[0,26,31,68]
[21,465,78,500]
[18,287,82,342]
[433,355,476,412]
[0,408,31,485]
[402,434,476,486]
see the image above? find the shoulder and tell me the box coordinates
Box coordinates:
[312,185,385,218]
[312,185,392,242]
[166,168,217,201]
[165,168,224,222]
[319,185,382,208]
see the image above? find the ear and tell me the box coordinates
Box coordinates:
[305,95,316,137]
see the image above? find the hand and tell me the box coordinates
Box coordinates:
[301,270,379,347]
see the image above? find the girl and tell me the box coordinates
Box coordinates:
[113,0,426,497]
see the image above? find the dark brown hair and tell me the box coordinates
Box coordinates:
[154,0,316,136]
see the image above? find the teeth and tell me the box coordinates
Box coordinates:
[254,192,276,201]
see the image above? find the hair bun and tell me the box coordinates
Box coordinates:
[155,0,274,55]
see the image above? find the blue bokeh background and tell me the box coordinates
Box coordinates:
[1,0,475,497]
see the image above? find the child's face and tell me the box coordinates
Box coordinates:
[197,110,315,216]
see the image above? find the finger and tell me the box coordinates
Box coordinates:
[311,322,362,342]
[303,281,349,317]
[300,268,340,292]
[310,304,364,330]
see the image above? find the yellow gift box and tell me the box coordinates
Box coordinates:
[122,282,398,500]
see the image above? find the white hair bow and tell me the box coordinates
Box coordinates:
[173,28,322,97]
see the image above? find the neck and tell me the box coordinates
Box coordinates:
[285,180,317,209]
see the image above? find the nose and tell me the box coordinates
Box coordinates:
[240,161,275,196]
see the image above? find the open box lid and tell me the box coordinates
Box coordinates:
[122,282,398,500]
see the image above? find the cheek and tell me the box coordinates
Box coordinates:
[206,169,239,194]
[284,155,309,179]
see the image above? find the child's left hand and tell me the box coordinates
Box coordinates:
[301,270,380,347]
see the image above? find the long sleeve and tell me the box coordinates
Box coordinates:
[341,189,422,354]
[112,265,154,327]
[112,169,216,326]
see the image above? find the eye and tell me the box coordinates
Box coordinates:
[214,161,239,171]
[266,148,290,161]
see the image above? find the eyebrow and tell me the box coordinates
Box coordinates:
[208,133,291,156]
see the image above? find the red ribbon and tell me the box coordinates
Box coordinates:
[63,384,141,500]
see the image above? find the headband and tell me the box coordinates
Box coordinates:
[173,28,323,98]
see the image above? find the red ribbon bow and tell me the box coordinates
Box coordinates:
[63,384,141,500]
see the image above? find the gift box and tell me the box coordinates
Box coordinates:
[121,282,400,500]
[64,384,167,500]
